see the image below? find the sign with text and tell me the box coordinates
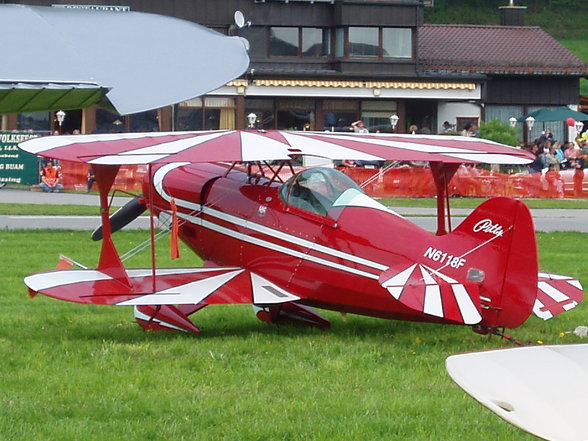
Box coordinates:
[0,132,45,185]
[51,4,130,12]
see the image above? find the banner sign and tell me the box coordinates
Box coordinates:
[51,5,131,12]
[0,131,45,185]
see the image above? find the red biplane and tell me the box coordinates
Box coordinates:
[19,130,584,336]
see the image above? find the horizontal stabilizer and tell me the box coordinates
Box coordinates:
[380,263,482,325]
[533,273,584,320]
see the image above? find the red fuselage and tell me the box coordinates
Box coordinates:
[145,162,538,329]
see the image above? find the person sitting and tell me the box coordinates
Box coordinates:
[553,142,566,168]
[545,146,561,171]
[39,160,63,193]
[441,121,453,133]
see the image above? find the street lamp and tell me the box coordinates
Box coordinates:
[112,119,123,132]
[509,117,517,128]
[247,112,257,129]
[56,110,66,134]
[574,120,584,134]
[389,114,399,132]
[525,116,535,131]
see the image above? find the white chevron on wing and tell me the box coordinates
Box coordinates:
[116,269,244,306]
[251,273,300,304]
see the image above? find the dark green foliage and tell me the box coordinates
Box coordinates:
[425,1,588,103]
[425,0,586,34]
[477,119,520,147]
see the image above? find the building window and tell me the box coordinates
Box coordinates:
[245,99,275,129]
[178,97,235,131]
[349,27,379,57]
[130,110,159,133]
[302,28,330,57]
[335,28,345,58]
[17,112,50,131]
[362,100,398,133]
[96,108,125,133]
[337,27,413,59]
[277,99,314,130]
[382,28,412,58]
[324,100,358,132]
[270,27,330,58]
[270,27,298,57]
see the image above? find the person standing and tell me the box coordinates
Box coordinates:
[87,167,95,193]
[571,156,585,197]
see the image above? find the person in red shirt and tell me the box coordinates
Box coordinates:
[571,156,585,197]
[39,160,63,193]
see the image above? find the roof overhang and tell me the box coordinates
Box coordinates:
[0,81,108,114]
[211,79,482,100]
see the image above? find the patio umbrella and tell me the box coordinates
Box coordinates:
[19,130,534,166]
[517,106,588,122]
[0,5,250,115]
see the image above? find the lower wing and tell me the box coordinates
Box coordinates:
[25,267,300,306]
[25,267,304,334]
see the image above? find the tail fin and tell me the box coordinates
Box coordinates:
[449,197,538,329]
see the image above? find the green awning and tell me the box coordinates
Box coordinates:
[0,82,108,114]
[517,106,588,122]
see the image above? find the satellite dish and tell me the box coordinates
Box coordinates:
[234,10,246,28]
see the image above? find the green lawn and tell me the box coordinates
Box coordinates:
[0,230,586,441]
[1,196,587,216]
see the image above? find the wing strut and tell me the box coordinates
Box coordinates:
[430,162,459,236]
[148,163,158,292]
[94,164,131,288]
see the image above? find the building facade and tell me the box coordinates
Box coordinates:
[2,0,587,142]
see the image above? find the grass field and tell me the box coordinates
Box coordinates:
[1,196,587,216]
[0,229,586,441]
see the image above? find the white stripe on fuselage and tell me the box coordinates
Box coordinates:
[153,163,387,280]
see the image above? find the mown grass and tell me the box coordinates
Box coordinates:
[0,203,106,216]
[0,230,586,441]
[1,196,587,216]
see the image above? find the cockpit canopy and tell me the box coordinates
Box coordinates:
[280,167,365,217]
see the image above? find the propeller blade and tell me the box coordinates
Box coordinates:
[92,197,147,241]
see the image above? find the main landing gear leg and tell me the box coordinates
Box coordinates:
[253,303,331,329]
[134,304,205,334]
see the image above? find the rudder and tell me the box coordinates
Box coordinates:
[450,197,538,329]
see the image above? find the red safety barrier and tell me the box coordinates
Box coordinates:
[58,161,147,193]
[56,160,586,199]
[340,165,587,199]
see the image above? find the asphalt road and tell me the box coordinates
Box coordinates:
[1,188,587,233]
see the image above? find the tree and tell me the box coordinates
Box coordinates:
[477,119,519,147]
